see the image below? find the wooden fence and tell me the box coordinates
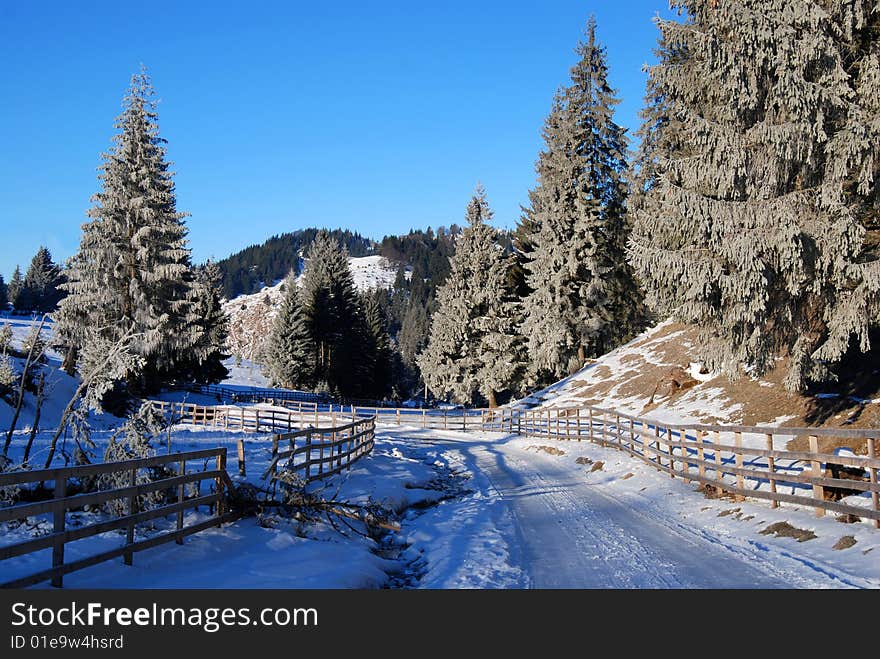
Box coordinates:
[261,416,376,484]
[516,405,880,527]
[148,400,320,432]
[0,448,237,589]
[147,398,879,527]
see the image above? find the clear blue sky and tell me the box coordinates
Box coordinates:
[0,1,676,279]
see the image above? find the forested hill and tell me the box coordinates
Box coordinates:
[216,229,375,300]
[215,225,475,301]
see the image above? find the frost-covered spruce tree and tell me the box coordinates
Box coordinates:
[22,246,62,313]
[55,67,205,393]
[265,274,315,389]
[521,18,644,385]
[182,260,229,383]
[299,232,370,397]
[7,266,23,312]
[628,1,880,391]
[418,185,522,407]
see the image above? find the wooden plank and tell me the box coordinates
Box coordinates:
[870,438,879,529]
[124,468,136,566]
[176,458,186,544]
[0,448,225,487]
[766,433,778,509]
[696,430,705,480]
[734,432,745,500]
[237,440,246,477]
[713,431,723,482]
[50,477,66,588]
[809,435,825,517]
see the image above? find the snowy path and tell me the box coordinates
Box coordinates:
[407,431,870,589]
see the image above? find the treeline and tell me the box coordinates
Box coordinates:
[1,246,66,315]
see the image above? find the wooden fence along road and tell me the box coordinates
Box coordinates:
[0,448,237,589]
[1,414,379,589]
[149,399,879,526]
[3,394,877,589]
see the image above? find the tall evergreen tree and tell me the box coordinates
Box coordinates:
[628,1,880,391]
[0,275,7,312]
[181,261,229,383]
[7,266,23,312]
[21,246,62,313]
[55,67,209,393]
[364,289,393,399]
[418,185,522,407]
[265,274,315,389]
[520,18,644,386]
[299,232,370,397]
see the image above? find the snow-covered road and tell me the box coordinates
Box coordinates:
[406,430,877,589]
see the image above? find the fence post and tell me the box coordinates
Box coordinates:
[766,433,778,508]
[713,430,723,484]
[680,429,690,482]
[696,430,706,480]
[305,430,313,482]
[600,412,607,448]
[124,468,136,566]
[808,435,825,517]
[177,458,186,544]
[216,450,227,525]
[51,476,67,588]
[734,432,744,498]
[628,418,635,454]
[397,408,401,426]
[237,440,246,477]
[546,409,551,440]
[868,437,879,529]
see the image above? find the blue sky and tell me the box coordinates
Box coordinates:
[0,1,676,278]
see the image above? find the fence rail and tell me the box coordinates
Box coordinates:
[0,448,236,589]
[147,400,320,433]
[262,416,376,485]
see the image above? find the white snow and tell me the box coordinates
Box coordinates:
[2,420,876,589]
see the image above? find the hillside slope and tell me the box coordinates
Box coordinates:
[520,320,880,434]
[224,255,408,363]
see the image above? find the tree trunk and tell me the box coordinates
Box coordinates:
[62,345,78,376]
[488,390,498,409]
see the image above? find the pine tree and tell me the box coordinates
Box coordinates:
[22,246,62,313]
[7,266,23,312]
[418,185,522,407]
[364,290,393,399]
[521,18,644,385]
[265,274,315,389]
[0,275,7,312]
[628,1,880,391]
[181,261,229,383]
[55,67,206,393]
[299,232,370,397]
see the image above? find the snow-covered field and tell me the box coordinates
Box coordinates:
[2,422,876,589]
